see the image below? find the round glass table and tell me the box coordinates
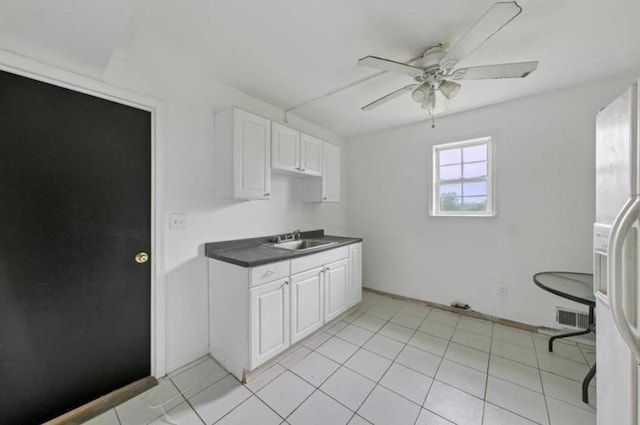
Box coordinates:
[533,271,595,404]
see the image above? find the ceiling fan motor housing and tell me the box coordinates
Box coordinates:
[416,45,447,70]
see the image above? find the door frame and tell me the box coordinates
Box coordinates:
[0,49,167,377]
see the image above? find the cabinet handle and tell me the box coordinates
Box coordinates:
[295,167,301,171]
[264,192,270,197]
[281,281,289,289]
[323,197,327,200]
[263,270,275,277]
[301,168,306,172]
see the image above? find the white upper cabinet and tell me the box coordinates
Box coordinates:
[271,123,323,177]
[300,134,323,176]
[306,141,340,202]
[322,142,340,202]
[271,122,300,173]
[214,107,271,200]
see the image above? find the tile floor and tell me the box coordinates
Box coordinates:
[85,291,597,425]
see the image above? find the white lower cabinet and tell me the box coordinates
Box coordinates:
[290,267,324,344]
[324,258,350,322]
[209,242,362,381]
[250,278,290,368]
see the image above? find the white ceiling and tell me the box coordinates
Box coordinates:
[1,0,639,136]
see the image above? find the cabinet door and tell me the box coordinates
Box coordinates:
[300,134,323,176]
[250,278,290,369]
[349,243,362,306]
[271,122,300,173]
[290,267,324,344]
[324,258,349,322]
[322,142,340,202]
[233,108,271,199]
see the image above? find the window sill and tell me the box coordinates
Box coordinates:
[430,212,497,218]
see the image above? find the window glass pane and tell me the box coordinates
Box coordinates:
[439,183,461,196]
[463,144,487,162]
[439,148,461,165]
[462,196,487,211]
[462,181,486,196]
[440,164,461,180]
[463,162,487,178]
[433,139,493,216]
[440,195,462,211]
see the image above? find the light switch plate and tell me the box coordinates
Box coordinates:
[169,213,187,230]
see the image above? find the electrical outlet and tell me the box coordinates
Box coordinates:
[169,213,186,230]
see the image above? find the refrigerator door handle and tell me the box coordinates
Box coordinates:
[609,195,640,361]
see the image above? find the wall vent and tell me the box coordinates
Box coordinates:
[556,307,589,329]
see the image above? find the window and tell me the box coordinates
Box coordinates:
[432,136,494,216]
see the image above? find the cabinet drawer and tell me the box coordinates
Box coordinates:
[250,261,290,287]
[290,246,348,274]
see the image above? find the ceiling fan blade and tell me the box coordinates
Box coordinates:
[358,56,424,77]
[441,1,523,69]
[361,84,418,111]
[451,61,538,80]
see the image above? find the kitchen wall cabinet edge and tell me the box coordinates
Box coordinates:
[214,107,272,200]
[271,122,323,177]
[305,141,340,202]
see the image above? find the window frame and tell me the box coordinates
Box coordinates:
[431,136,496,217]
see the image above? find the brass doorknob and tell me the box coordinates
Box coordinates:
[135,252,149,264]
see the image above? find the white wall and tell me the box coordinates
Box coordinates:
[346,74,637,328]
[100,54,347,372]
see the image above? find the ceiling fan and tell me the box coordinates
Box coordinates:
[357,1,538,114]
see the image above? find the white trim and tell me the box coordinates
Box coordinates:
[431,135,496,217]
[0,49,167,378]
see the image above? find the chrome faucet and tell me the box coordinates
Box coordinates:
[279,229,301,242]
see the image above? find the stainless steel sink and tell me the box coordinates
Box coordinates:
[270,239,336,251]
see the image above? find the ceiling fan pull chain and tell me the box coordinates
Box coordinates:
[430,111,436,129]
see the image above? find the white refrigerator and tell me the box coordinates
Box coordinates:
[594,81,639,424]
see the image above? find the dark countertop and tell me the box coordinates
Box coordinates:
[205,230,362,267]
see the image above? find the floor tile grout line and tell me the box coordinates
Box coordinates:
[485,364,545,395]
[245,384,289,423]
[479,322,496,425]
[531,331,553,425]
[166,378,208,425]
[543,392,597,414]
[484,400,548,425]
[113,407,123,425]
[279,306,389,424]
[332,301,396,425]
[352,307,426,425]
[313,298,423,422]
[412,312,458,425]
[169,368,232,402]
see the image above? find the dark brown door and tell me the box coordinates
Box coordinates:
[0,69,152,424]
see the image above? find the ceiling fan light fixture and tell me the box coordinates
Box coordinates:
[411,88,426,103]
[421,89,437,110]
[439,80,461,99]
